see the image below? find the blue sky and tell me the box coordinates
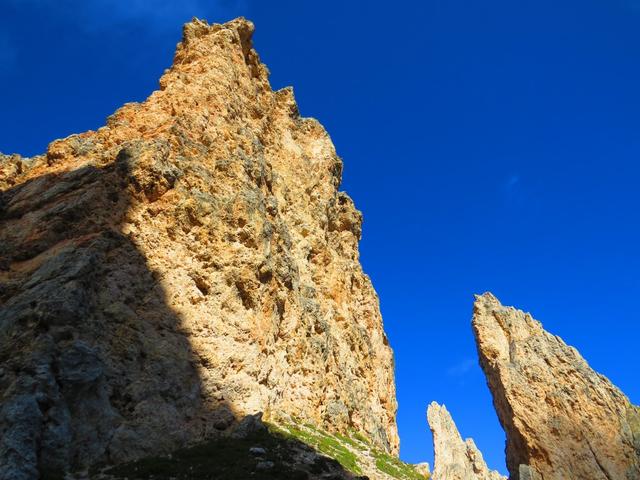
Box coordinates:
[2,0,639,474]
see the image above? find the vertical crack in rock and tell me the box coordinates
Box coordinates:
[0,17,397,478]
[472,292,640,480]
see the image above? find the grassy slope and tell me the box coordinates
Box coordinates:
[90,420,428,480]
[268,421,428,480]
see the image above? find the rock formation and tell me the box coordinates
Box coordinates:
[0,17,398,479]
[414,462,431,478]
[473,293,640,480]
[427,402,505,480]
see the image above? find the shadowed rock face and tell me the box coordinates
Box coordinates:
[473,293,640,480]
[0,17,397,479]
[427,402,505,480]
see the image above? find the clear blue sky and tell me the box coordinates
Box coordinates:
[2,1,639,474]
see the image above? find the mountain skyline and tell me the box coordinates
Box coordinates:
[2,1,639,474]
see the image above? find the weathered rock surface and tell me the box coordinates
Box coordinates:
[473,293,640,480]
[427,402,505,480]
[414,462,431,478]
[0,17,397,478]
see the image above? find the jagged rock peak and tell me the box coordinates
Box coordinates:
[472,292,640,480]
[0,17,398,479]
[427,402,505,480]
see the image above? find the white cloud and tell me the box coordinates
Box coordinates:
[446,358,476,377]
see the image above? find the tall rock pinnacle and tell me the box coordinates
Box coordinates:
[0,17,397,478]
[472,293,640,480]
[427,402,505,480]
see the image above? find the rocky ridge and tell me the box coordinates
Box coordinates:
[472,293,640,480]
[0,17,397,479]
[427,402,505,480]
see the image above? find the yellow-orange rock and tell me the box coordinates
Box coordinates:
[427,402,505,480]
[0,17,397,478]
[473,293,640,480]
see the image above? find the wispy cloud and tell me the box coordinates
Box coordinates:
[504,174,520,191]
[446,358,476,377]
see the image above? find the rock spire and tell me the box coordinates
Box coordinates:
[473,293,640,480]
[427,402,506,480]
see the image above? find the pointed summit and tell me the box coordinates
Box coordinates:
[427,402,505,480]
[0,17,398,478]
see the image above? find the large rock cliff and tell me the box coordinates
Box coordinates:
[0,17,397,478]
[472,293,640,480]
[427,402,504,480]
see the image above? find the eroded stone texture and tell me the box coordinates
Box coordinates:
[473,293,640,480]
[0,17,397,478]
[414,462,431,478]
[427,402,505,480]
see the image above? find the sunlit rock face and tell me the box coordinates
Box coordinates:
[473,293,640,480]
[427,402,505,480]
[0,17,397,478]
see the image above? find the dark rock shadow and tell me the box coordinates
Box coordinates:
[0,154,362,480]
[100,412,365,480]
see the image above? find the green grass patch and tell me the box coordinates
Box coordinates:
[373,450,428,480]
[97,419,424,480]
[269,422,362,475]
[348,430,372,446]
[335,432,366,451]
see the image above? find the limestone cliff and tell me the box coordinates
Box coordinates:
[0,17,398,478]
[472,293,640,480]
[427,402,505,480]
